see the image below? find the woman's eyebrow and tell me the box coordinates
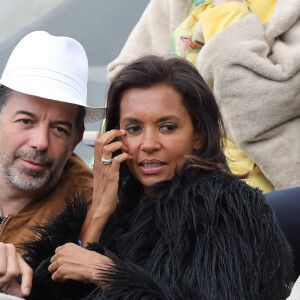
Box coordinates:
[120,117,140,124]
[121,115,181,124]
[156,115,181,122]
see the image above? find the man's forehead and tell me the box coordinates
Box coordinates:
[6,90,79,121]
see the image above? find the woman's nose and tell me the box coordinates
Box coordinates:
[140,131,161,153]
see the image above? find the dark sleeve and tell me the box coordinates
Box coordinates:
[88,251,179,300]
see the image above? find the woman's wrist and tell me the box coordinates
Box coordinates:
[85,252,115,287]
[88,204,114,221]
[80,209,112,246]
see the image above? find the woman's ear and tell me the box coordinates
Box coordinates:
[193,135,202,150]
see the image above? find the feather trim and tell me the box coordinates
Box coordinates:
[21,192,96,300]
[22,169,293,299]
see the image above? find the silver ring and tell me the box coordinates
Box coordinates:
[101,156,113,165]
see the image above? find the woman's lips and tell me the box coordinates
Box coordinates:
[139,160,166,174]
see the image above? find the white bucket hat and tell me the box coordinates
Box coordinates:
[0,31,105,123]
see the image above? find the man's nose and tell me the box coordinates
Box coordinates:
[29,126,49,152]
[140,130,161,153]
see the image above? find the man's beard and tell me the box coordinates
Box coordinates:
[0,149,66,191]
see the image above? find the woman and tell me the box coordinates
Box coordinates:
[108,0,300,192]
[23,56,293,299]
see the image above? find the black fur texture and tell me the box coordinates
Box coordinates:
[22,168,293,299]
[22,193,96,300]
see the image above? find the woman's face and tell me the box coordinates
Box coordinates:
[119,84,201,187]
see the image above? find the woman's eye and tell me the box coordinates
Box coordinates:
[125,124,142,134]
[160,123,177,132]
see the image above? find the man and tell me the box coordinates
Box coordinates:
[0,31,104,297]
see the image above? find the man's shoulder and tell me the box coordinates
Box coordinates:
[63,153,93,186]
[55,153,94,204]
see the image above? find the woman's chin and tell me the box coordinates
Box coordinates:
[139,174,173,188]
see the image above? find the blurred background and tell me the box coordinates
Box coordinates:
[0,0,149,164]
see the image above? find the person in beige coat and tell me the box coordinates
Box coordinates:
[108,0,300,191]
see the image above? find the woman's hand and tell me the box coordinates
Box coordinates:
[80,129,132,246]
[0,243,32,297]
[213,0,242,7]
[92,129,131,216]
[49,243,113,286]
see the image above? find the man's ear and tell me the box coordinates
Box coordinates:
[71,132,83,152]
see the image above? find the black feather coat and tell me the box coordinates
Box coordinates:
[22,168,293,300]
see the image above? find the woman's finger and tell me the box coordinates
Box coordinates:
[96,153,132,178]
[48,260,59,274]
[54,244,65,254]
[51,265,68,282]
[94,130,126,160]
[102,141,128,159]
[110,152,133,169]
[98,129,126,146]
[52,271,68,282]
[50,253,58,263]
[95,129,126,150]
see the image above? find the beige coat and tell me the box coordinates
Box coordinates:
[108,0,300,190]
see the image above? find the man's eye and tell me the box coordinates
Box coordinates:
[55,126,69,135]
[19,119,32,125]
[160,123,177,132]
[125,124,142,134]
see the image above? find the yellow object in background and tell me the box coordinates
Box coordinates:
[225,139,274,193]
